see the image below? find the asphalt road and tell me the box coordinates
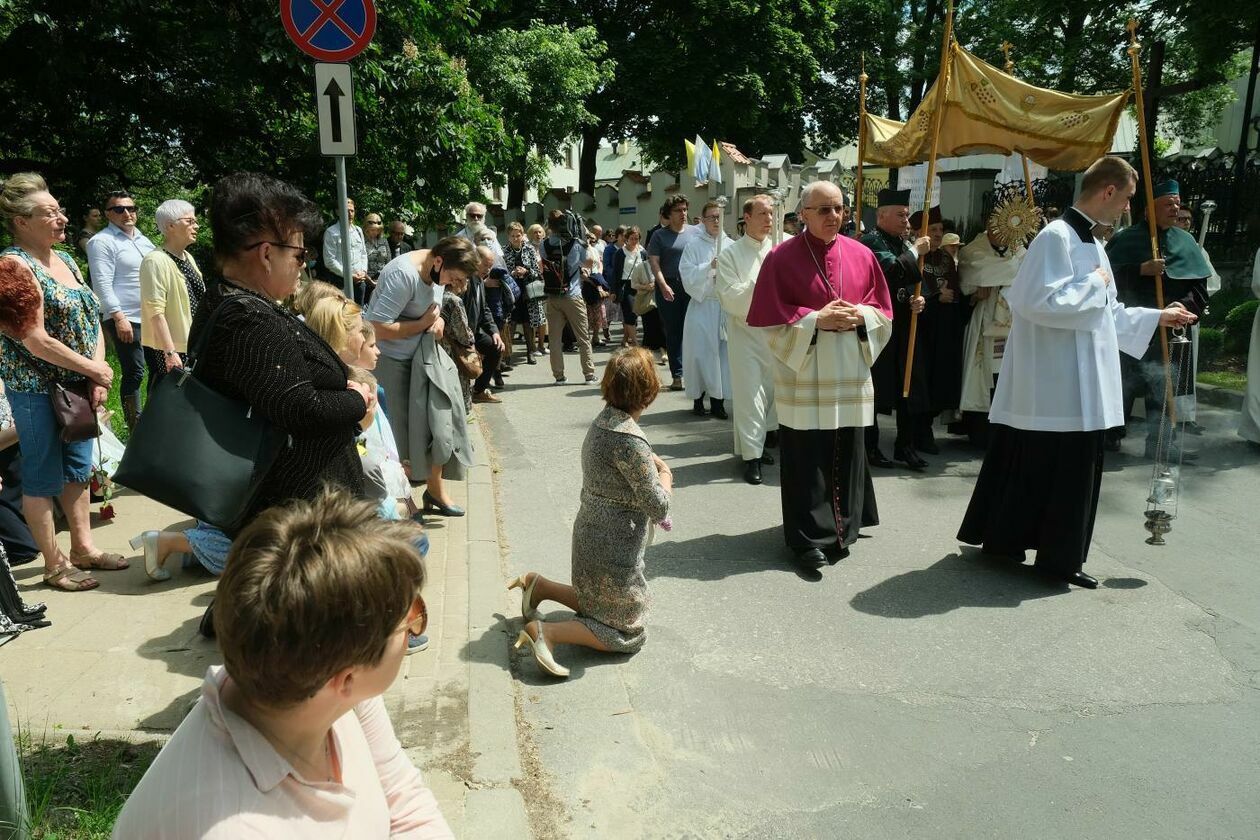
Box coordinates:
[482,343,1259,840]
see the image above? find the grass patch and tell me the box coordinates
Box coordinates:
[17,733,160,839]
[1199,370,1247,392]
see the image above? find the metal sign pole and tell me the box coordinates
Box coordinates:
[335,155,353,299]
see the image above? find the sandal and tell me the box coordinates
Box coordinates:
[69,549,129,570]
[43,564,100,592]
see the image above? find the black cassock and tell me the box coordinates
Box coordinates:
[860,228,932,450]
[921,248,967,413]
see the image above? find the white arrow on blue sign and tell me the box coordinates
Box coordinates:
[314,63,356,157]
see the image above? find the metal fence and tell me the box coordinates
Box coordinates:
[1134,154,1260,266]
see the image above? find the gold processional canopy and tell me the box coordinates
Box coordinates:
[862,44,1131,172]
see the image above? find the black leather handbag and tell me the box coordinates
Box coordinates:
[113,296,285,534]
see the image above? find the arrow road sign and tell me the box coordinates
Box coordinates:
[314,63,356,156]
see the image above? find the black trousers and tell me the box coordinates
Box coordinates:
[958,424,1104,573]
[473,334,502,394]
[654,277,690,379]
[779,426,879,551]
[103,319,145,398]
[865,407,931,450]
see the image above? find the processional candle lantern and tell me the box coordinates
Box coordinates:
[1143,327,1192,545]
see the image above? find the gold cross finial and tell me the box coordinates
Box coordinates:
[1001,41,1014,73]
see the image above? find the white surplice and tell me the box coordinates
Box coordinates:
[990,212,1163,432]
[680,229,734,400]
[1239,247,1260,443]
[715,234,778,459]
[957,233,1025,413]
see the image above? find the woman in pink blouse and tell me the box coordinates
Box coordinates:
[113,490,452,839]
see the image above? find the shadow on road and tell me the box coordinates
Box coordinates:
[849,549,1071,618]
[464,611,633,684]
[646,525,821,581]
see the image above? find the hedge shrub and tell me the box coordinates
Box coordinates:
[1223,300,1259,354]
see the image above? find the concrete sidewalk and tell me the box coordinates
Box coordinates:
[0,420,528,837]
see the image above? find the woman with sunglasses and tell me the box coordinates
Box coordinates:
[189,175,372,522]
[0,173,124,592]
[114,490,453,838]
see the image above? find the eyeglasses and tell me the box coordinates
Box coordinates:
[29,207,67,220]
[702,214,721,222]
[107,205,138,214]
[245,240,310,264]
[467,213,484,220]
[365,220,383,226]
[403,595,429,638]
[805,205,844,216]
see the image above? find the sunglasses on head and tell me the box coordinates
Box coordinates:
[107,205,138,214]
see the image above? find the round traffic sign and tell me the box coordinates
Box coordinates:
[280,0,376,63]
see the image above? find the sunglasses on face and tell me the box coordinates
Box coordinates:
[404,595,429,638]
[107,205,138,214]
[467,213,484,220]
[245,240,310,264]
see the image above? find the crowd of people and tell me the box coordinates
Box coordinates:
[0,152,1256,834]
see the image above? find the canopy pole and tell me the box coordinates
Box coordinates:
[903,0,954,399]
[854,53,869,236]
[1127,18,1174,418]
[1002,43,1038,226]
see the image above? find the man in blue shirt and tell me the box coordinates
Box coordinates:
[87,190,155,429]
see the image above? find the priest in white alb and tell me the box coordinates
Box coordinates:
[716,194,779,485]
[748,181,893,573]
[679,200,734,418]
[958,157,1198,589]
[956,213,1026,442]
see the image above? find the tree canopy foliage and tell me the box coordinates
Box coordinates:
[1,0,1253,217]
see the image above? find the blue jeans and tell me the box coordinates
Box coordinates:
[5,390,94,497]
[103,318,145,398]
[654,277,690,379]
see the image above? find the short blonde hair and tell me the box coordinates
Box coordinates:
[292,279,345,318]
[306,296,362,354]
[600,347,660,414]
[0,172,49,232]
[507,221,524,234]
[346,365,378,391]
[215,489,425,707]
[526,223,545,239]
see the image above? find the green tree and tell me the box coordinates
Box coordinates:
[466,21,612,206]
[0,0,505,228]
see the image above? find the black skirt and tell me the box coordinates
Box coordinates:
[957,424,1104,573]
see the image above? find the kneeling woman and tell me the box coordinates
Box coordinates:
[509,347,672,678]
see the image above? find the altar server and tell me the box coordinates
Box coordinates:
[679,201,734,418]
[958,156,1197,589]
[1239,246,1260,447]
[716,194,779,485]
[748,181,892,573]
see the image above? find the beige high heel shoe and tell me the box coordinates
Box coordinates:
[507,574,540,621]
[513,622,569,678]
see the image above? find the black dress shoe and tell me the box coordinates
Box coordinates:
[759,452,775,465]
[710,399,728,420]
[764,430,779,449]
[692,398,707,417]
[824,545,850,565]
[867,447,894,468]
[1064,571,1098,589]
[422,491,465,517]
[1104,435,1122,453]
[894,445,928,470]
[1185,421,1205,436]
[793,547,826,570]
[743,459,762,485]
